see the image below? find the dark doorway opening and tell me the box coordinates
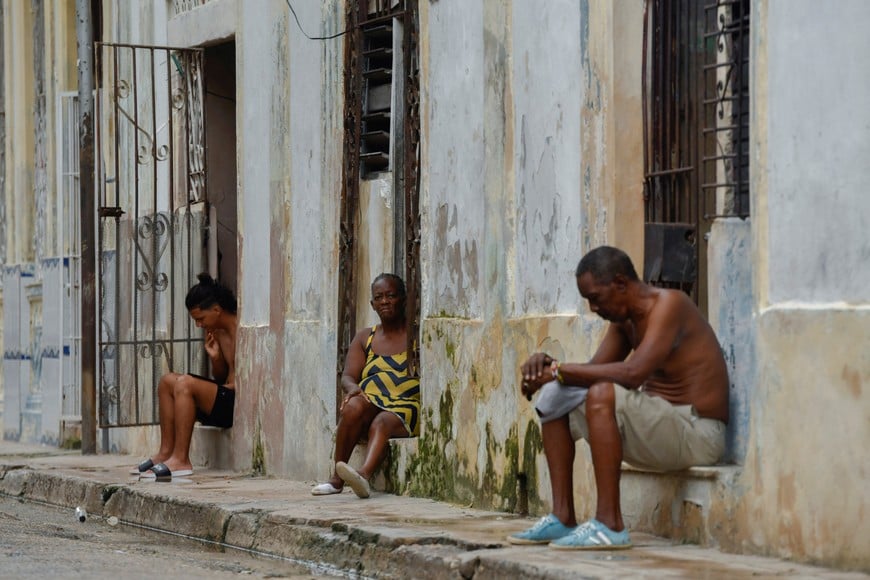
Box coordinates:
[204,42,238,292]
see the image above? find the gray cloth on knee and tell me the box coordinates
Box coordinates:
[534,380,589,423]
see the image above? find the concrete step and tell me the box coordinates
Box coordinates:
[376,438,739,548]
[189,425,232,471]
[621,463,741,547]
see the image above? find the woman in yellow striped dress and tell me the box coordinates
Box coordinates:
[311,274,420,498]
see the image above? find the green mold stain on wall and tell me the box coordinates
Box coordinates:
[400,387,475,505]
[481,422,522,512]
[444,337,456,364]
[521,418,545,513]
[251,422,266,476]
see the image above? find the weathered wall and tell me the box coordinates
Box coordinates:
[734,309,869,569]
[762,1,870,305]
[387,0,643,514]
[274,0,344,480]
[738,0,870,569]
[707,219,755,463]
[1,0,80,445]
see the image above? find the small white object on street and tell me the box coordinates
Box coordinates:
[107,516,119,526]
[75,507,87,522]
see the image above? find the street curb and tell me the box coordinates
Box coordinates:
[0,466,108,517]
[0,466,564,579]
[2,461,863,579]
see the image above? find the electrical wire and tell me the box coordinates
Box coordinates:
[285,0,352,40]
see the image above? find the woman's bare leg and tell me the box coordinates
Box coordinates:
[154,372,183,463]
[358,411,408,480]
[329,396,379,488]
[159,374,219,473]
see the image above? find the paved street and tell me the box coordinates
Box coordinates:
[0,495,343,579]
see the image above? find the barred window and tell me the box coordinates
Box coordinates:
[642,0,751,305]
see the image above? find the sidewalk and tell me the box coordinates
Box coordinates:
[0,441,863,579]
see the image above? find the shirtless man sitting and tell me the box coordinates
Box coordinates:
[508,245,729,549]
[131,273,238,481]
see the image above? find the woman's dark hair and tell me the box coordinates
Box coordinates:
[575,246,639,283]
[185,273,238,314]
[371,273,406,298]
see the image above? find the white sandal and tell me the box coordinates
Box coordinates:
[335,462,371,499]
[311,482,342,496]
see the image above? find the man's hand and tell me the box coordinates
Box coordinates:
[520,352,556,400]
[204,331,220,360]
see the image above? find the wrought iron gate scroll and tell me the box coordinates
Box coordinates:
[95,43,210,428]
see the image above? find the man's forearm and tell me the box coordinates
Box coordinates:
[558,361,646,390]
[210,357,228,384]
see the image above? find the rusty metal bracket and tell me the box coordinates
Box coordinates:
[98,206,125,218]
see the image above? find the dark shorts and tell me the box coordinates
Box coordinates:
[190,374,235,429]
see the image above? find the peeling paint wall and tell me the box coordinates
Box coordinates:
[400,0,644,515]
[512,0,584,314]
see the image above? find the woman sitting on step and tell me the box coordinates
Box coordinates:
[312,273,420,498]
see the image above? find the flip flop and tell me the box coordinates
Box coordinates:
[311,482,343,496]
[130,458,154,475]
[141,463,194,480]
[335,462,370,499]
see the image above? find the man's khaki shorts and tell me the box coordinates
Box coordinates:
[567,385,725,471]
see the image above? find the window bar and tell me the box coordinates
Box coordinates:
[150,46,160,423]
[131,46,143,425]
[112,44,123,426]
[167,48,176,375]
[184,51,194,377]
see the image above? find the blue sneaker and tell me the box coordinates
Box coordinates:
[549,518,632,550]
[507,514,575,545]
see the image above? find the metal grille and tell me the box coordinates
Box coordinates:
[337,0,421,412]
[702,0,750,218]
[642,0,750,302]
[95,43,210,428]
[57,93,82,421]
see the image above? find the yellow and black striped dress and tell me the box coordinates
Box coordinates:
[360,326,420,437]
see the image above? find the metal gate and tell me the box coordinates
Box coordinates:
[95,43,211,428]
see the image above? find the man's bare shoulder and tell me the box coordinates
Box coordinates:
[655,286,694,305]
[651,287,702,319]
